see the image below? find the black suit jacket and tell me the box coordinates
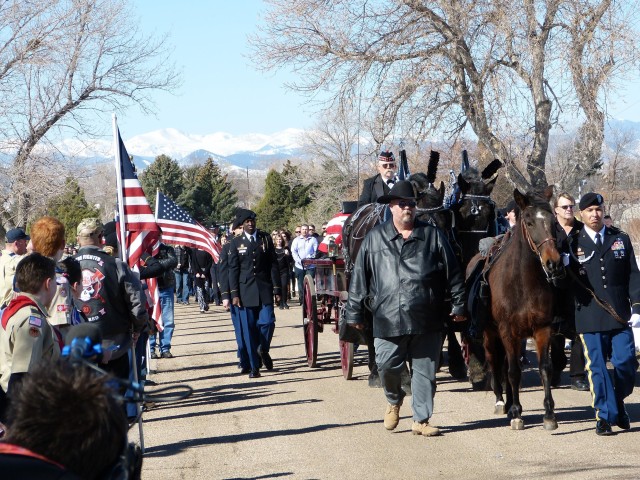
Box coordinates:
[358,174,391,207]
[568,226,640,333]
[228,230,281,307]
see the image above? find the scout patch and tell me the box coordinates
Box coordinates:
[612,239,625,259]
[29,326,40,338]
[28,316,42,327]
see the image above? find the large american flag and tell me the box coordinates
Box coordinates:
[155,191,221,263]
[113,117,162,328]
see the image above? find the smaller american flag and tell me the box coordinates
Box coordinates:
[155,191,221,263]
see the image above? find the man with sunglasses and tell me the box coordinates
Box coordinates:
[550,192,588,391]
[358,151,398,206]
[345,181,466,437]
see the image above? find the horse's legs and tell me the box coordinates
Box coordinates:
[446,322,466,379]
[484,329,505,414]
[534,326,558,430]
[504,338,524,430]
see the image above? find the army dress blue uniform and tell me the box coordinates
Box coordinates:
[218,240,249,371]
[228,229,280,372]
[568,221,640,428]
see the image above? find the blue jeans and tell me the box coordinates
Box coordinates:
[150,287,175,353]
[174,271,189,303]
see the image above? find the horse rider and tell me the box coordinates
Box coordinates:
[565,192,640,435]
[549,192,588,391]
[358,151,398,207]
[345,181,466,437]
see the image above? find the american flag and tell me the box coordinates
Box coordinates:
[113,118,162,328]
[317,212,350,254]
[155,191,221,263]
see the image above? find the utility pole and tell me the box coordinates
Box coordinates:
[245,167,250,207]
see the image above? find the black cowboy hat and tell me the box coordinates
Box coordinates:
[377,180,415,204]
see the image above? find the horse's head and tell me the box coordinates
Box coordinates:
[514,186,563,281]
[453,162,502,264]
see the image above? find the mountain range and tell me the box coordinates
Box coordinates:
[53,127,308,171]
[46,118,640,172]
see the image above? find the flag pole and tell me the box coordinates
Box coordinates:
[113,114,127,263]
[113,114,145,453]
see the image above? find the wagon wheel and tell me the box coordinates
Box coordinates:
[302,274,318,367]
[339,340,354,380]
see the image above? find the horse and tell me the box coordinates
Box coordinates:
[480,187,564,430]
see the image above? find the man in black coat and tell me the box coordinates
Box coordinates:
[345,181,466,436]
[357,151,398,206]
[228,208,281,378]
[567,192,640,435]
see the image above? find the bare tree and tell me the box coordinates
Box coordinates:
[0,0,179,228]
[251,0,640,193]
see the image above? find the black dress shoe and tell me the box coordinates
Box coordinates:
[596,419,613,436]
[571,378,589,391]
[249,370,261,378]
[617,407,631,430]
[258,346,273,371]
[283,303,290,310]
[240,367,251,374]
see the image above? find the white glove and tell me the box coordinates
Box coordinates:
[628,313,640,328]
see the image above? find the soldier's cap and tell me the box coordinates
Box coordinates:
[235,208,256,226]
[377,180,415,204]
[378,150,395,162]
[232,218,243,230]
[579,192,604,211]
[77,218,104,237]
[6,228,30,243]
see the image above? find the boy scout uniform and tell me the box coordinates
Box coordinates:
[0,293,60,393]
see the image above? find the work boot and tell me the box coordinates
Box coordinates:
[150,350,159,360]
[412,421,441,437]
[384,400,403,430]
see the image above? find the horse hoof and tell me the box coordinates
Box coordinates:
[494,401,506,415]
[543,419,558,431]
[510,418,525,430]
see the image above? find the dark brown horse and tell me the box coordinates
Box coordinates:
[482,187,564,430]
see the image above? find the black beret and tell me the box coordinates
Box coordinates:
[579,192,604,211]
[234,208,256,226]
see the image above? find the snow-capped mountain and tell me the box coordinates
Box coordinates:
[52,127,307,169]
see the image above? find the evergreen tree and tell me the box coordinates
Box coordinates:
[255,161,312,232]
[46,178,100,244]
[177,158,238,226]
[140,154,184,210]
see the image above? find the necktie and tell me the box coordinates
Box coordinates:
[595,233,602,250]
[250,235,255,244]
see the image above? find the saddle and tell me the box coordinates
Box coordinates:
[466,230,513,338]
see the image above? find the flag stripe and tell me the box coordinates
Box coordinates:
[155,191,221,263]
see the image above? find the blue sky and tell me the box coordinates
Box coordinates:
[116,1,640,138]
[117,1,315,137]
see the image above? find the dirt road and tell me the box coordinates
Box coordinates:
[138,302,640,480]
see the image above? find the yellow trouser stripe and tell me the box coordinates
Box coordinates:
[579,333,598,420]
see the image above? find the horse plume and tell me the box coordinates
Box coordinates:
[481,159,503,180]
[426,150,440,184]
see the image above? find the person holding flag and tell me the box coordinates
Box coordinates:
[73,218,148,381]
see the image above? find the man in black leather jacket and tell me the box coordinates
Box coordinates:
[345,181,466,437]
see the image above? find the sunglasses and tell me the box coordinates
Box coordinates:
[557,205,575,210]
[295,230,301,233]
[380,162,396,169]
[398,200,417,209]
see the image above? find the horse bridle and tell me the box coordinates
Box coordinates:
[455,194,496,235]
[520,214,564,283]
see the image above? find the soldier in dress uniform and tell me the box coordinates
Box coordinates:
[228,208,281,378]
[0,253,60,422]
[567,192,640,435]
[219,219,250,373]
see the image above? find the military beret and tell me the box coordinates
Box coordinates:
[77,218,104,237]
[234,208,256,226]
[579,192,604,211]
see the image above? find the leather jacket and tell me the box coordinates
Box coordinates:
[345,219,465,338]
